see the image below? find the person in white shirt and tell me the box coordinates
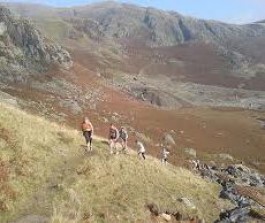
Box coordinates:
[136,140,146,160]
[161,147,170,164]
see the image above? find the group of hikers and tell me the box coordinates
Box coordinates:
[81,117,170,164]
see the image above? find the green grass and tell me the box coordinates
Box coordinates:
[0,103,231,222]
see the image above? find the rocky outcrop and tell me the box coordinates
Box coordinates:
[0,7,72,83]
[190,161,265,222]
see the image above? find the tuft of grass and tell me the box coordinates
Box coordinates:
[0,103,231,222]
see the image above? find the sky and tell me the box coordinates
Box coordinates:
[2,0,265,24]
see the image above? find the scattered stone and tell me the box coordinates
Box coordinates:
[216,207,250,223]
[192,159,265,222]
[235,185,265,208]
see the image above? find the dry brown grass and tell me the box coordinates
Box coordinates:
[0,103,232,223]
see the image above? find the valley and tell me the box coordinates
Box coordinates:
[0,2,264,222]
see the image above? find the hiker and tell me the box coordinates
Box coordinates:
[108,123,119,154]
[136,140,146,160]
[190,160,201,170]
[119,126,128,153]
[161,147,170,164]
[81,117,94,151]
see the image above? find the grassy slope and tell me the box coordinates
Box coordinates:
[33,18,72,42]
[0,103,230,223]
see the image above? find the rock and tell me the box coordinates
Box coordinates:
[160,213,171,222]
[11,215,49,223]
[249,173,263,187]
[184,148,197,158]
[0,6,73,80]
[235,164,251,174]
[226,165,237,176]
[217,207,250,223]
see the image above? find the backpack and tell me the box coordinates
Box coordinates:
[119,129,128,140]
[110,128,118,138]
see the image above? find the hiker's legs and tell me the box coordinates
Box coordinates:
[138,152,146,160]
[109,139,115,154]
[89,136,92,150]
[121,139,128,153]
[113,141,117,154]
[83,132,91,151]
[84,131,92,151]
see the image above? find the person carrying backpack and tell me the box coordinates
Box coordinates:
[119,126,128,153]
[136,140,146,160]
[81,117,94,151]
[161,147,170,164]
[109,123,119,154]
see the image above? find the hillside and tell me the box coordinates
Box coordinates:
[0,6,72,85]
[0,3,264,176]
[3,2,265,109]
[0,102,232,223]
[0,4,264,222]
[4,2,265,46]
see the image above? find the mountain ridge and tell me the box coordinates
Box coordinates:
[39,2,265,47]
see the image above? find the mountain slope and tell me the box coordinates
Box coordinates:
[0,6,72,84]
[64,2,265,46]
[5,2,265,95]
[0,102,231,222]
[5,2,265,47]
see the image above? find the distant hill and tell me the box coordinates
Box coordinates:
[4,2,265,47]
[1,2,265,105]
